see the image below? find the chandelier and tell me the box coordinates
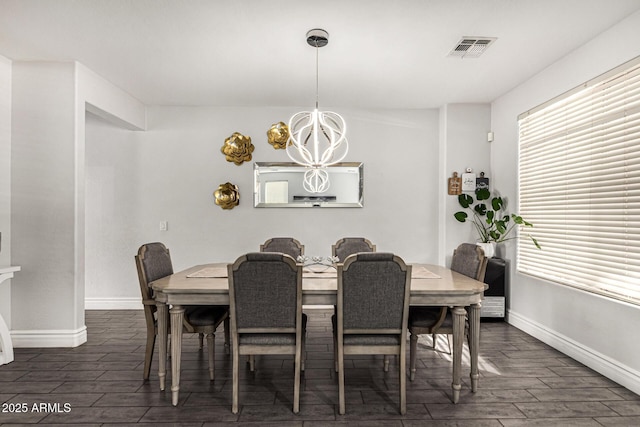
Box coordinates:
[287,29,348,193]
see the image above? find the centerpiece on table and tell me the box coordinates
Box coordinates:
[454,188,540,258]
[297,255,339,273]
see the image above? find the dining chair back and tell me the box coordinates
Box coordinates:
[331,237,376,261]
[135,242,229,381]
[335,252,411,415]
[451,243,489,281]
[260,237,305,259]
[227,252,305,414]
[408,243,488,380]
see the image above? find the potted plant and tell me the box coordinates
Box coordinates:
[454,188,540,258]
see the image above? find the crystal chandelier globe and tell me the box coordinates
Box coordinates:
[287,29,348,193]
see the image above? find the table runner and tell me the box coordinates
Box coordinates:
[186,264,440,279]
[186,266,228,278]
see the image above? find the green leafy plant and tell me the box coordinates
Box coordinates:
[454,188,541,249]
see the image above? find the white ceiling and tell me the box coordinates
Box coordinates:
[1,0,640,109]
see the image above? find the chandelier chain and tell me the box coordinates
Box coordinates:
[315,45,319,109]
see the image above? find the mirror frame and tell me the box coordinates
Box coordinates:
[254,162,364,208]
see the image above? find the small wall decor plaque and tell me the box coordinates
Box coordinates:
[267,122,290,149]
[214,182,240,210]
[461,168,476,193]
[476,171,489,191]
[448,172,462,195]
[221,132,254,165]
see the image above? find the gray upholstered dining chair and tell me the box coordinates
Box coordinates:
[408,243,487,380]
[227,252,305,414]
[254,237,305,369]
[260,237,305,259]
[331,237,376,261]
[135,242,229,381]
[331,237,385,366]
[334,252,411,415]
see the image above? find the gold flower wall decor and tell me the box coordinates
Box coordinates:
[213,182,240,210]
[267,122,290,149]
[221,132,254,165]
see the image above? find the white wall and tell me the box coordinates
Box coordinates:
[0,55,12,325]
[491,10,640,394]
[84,113,141,307]
[439,104,492,266]
[11,62,78,336]
[10,61,144,346]
[85,106,441,306]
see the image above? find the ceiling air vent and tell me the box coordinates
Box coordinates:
[448,37,496,58]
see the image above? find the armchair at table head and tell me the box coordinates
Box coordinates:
[227,252,306,414]
[408,242,488,380]
[331,237,376,262]
[135,242,229,381]
[333,252,411,415]
[260,237,305,259]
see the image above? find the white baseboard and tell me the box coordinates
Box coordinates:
[85,297,141,310]
[508,309,640,395]
[11,326,87,348]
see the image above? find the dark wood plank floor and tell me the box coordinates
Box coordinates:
[1,309,639,425]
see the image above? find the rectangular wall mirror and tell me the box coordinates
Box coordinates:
[254,162,364,208]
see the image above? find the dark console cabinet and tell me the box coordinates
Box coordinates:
[481,257,506,318]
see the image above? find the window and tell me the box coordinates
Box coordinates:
[518,57,640,305]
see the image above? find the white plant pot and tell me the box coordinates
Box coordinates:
[476,242,496,258]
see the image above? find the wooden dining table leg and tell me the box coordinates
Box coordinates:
[156,301,168,391]
[170,304,185,406]
[468,302,481,392]
[451,306,466,403]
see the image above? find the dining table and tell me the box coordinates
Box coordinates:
[150,262,488,406]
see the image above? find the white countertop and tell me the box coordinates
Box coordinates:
[0,266,21,275]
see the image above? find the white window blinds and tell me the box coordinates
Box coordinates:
[518,57,640,305]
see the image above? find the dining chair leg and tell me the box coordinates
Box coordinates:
[224,317,230,354]
[333,334,338,372]
[232,347,239,414]
[293,345,302,414]
[249,355,255,372]
[399,350,407,415]
[409,332,418,381]
[207,333,215,380]
[143,331,155,380]
[337,339,346,415]
[301,334,306,372]
[198,333,204,350]
[383,355,390,372]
